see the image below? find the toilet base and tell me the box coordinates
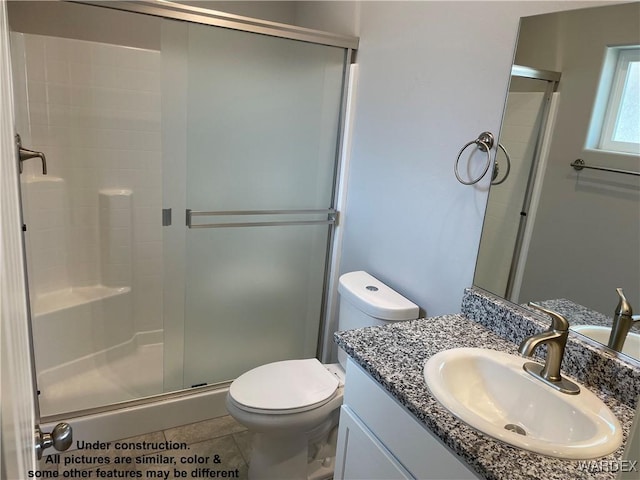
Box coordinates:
[307,419,339,480]
[249,432,308,480]
[247,409,339,480]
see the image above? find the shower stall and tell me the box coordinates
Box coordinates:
[475,65,560,300]
[8,0,356,425]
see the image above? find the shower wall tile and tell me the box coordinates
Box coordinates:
[68,62,92,87]
[45,82,72,106]
[26,81,47,103]
[18,32,164,334]
[92,65,161,92]
[69,85,92,106]
[474,91,547,295]
[45,59,69,84]
[24,38,45,82]
[44,36,71,62]
[26,101,47,125]
[21,178,71,295]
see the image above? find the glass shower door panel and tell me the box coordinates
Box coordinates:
[184,226,329,386]
[183,24,345,386]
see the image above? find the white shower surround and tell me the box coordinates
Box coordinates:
[13,32,164,416]
[33,288,165,415]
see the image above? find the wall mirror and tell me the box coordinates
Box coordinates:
[474,2,640,364]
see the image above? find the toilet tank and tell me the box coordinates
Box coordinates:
[337,271,419,332]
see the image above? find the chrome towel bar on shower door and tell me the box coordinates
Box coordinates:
[186,208,338,228]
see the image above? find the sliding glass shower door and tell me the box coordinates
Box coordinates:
[8,0,352,417]
[163,22,347,388]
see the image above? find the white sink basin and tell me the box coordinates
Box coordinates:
[424,347,622,459]
[571,325,640,360]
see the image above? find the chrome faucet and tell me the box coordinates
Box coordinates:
[607,288,638,353]
[518,303,580,395]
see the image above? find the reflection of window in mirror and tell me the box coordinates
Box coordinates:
[590,46,640,155]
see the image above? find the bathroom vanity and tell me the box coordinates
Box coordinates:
[334,288,640,480]
[335,358,479,479]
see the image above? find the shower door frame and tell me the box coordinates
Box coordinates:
[24,0,359,422]
[78,0,359,49]
[503,65,561,301]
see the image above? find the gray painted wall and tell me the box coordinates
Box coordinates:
[296,1,615,316]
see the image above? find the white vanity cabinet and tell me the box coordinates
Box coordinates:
[334,358,480,480]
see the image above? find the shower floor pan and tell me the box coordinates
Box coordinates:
[38,330,163,416]
[31,285,163,416]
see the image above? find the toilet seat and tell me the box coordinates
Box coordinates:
[229,358,339,415]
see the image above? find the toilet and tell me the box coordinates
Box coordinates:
[226,271,419,480]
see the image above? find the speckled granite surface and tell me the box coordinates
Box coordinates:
[534,298,640,333]
[334,288,640,480]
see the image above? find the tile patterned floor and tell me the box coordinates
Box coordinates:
[39,416,253,479]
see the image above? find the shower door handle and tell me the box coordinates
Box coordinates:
[186,208,338,228]
[34,423,73,459]
[16,133,47,175]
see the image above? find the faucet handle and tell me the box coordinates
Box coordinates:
[615,288,633,316]
[528,302,570,332]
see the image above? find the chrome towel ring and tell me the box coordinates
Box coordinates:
[491,143,512,185]
[454,131,494,185]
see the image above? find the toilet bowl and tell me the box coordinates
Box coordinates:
[226,359,344,480]
[226,271,419,480]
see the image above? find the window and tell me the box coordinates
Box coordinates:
[598,47,640,154]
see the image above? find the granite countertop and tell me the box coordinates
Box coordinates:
[534,298,640,333]
[334,310,637,480]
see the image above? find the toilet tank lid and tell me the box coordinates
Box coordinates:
[338,271,419,321]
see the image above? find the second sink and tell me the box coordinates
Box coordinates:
[424,347,622,459]
[571,325,640,360]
